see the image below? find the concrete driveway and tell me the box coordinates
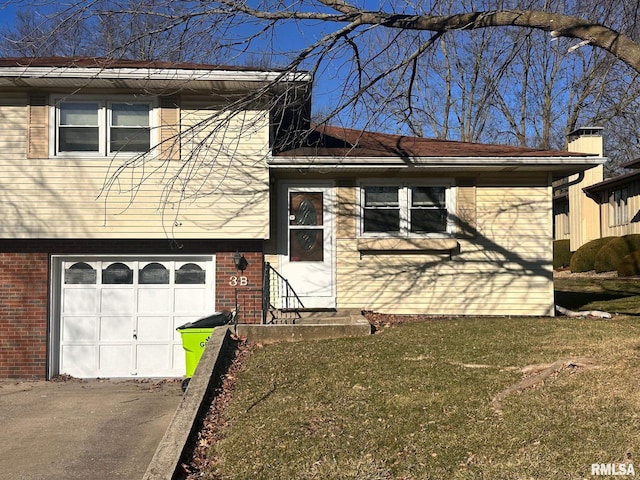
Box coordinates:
[0,378,182,480]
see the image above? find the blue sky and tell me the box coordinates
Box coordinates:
[0,1,362,122]
[0,2,18,27]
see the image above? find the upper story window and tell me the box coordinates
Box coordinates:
[53,97,153,156]
[360,182,455,237]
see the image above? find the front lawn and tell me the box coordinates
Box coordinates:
[555,275,640,314]
[203,316,640,479]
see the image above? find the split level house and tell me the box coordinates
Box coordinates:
[0,57,603,380]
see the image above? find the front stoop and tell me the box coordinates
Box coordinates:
[237,310,373,343]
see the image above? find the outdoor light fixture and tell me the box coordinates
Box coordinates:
[233,251,248,271]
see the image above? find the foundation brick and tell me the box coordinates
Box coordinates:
[0,239,265,379]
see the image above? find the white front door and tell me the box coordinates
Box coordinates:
[279,184,335,309]
[54,256,214,378]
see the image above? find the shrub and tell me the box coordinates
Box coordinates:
[594,234,640,273]
[617,250,640,276]
[553,239,573,269]
[569,237,616,273]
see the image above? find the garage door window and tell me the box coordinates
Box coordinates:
[175,263,205,284]
[65,262,96,284]
[139,263,170,284]
[103,262,133,284]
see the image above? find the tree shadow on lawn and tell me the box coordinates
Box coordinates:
[554,290,630,311]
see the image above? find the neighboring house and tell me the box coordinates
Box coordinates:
[552,127,605,251]
[582,158,640,238]
[553,127,640,250]
[0,57,603,380]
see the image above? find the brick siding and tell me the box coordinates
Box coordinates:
[0,239,264,379]
[0,253,48,379]
[215,251,264,324]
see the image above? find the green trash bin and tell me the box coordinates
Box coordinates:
[178,327,214,379]
[176,311,233,391]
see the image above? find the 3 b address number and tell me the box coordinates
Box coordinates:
[229,276,248,286]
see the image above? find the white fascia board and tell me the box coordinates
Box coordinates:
[0,66,311,83]
[269,155,606,168]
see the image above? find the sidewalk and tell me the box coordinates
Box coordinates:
[0,378,182,480]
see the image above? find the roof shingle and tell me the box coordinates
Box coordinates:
[278,125,591,158]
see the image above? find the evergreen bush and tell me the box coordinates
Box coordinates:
[569,237,616,273]
[617,250,640,277]
[594,234,640,273]
[553,239,572,269]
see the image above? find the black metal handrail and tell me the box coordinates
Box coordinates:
[263,262,304,323]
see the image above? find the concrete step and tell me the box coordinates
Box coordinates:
[270,309,365,325]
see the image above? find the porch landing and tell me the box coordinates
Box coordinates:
[236,310,372,343]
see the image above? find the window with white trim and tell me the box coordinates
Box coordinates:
[360,182,455,236]
[610,187,629,226]
[53,97,153,155]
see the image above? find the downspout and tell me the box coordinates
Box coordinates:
[554,170,584,190]
[552,171,585,246]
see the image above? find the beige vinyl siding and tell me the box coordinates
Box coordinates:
[0,96,270,239]
[335,174,554,316]
[553,199,570,241]
[600,183,640,237]
[568,165,603,250]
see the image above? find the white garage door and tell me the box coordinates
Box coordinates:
[55,256,215,378]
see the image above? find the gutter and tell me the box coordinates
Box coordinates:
[0,66,311,84]
[270,155,603,167]
[556,170,585,190]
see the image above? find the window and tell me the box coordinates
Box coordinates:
[553,197,570,236]
[110,103,151,152]
[64,262,97,284]
[102,262,133,284]
[175,263,206,284]
[610,187,629,226]
[360,182,454,236]
[58,102,100,152]
[139,262,169,284]
[363,186,400,233]
[54,97,152,155]
[409,186,447,233]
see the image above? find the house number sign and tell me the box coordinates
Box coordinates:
[229,276,248,286]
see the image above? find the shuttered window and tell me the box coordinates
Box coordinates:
[29,95,178,158]
[54,98,152,155]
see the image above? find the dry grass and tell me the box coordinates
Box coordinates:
[554,272,640,314]
[205,315,640,479]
